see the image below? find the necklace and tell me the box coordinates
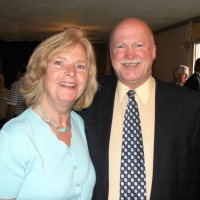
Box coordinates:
[38,104,71,134]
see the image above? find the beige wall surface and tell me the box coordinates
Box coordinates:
[153,25,189,82]
[191,22,200,39]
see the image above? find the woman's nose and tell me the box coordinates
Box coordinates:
[65,65,76,78]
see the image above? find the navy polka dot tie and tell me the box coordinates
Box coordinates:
[120,90,146,200]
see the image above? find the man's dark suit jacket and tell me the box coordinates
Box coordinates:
[184,72,200,91]
[79,75,200,200]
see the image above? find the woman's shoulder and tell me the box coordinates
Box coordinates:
[1,107,34,135]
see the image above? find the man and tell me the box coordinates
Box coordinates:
[173,65,189,86]
[80,18,200,200]
[184,58,200,91]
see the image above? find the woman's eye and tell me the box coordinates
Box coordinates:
[54,60,63,66]
[135,43,143,48]
[76,64,86,70]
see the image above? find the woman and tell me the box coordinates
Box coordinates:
[0,28,97,199]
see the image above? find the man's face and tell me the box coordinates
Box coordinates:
[179,71,189,85]
[110,19,156,89]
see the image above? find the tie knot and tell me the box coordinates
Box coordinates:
[127,90,135,98]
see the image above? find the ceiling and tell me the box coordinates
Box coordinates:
[0,0,200,42]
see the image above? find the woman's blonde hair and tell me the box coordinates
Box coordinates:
[22,28,98,110]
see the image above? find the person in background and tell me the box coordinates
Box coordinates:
[184,58,200,91]
[0,28,97,199]
[173,65,189,86]
[0,73,9,128]
[79,18,200,200]
[6,66,27,121]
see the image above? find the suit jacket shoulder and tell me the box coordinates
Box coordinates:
[184,72,200,91]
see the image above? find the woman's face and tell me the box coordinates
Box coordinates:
[43,44,89,107]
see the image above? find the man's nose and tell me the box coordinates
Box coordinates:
[124,48,136,59]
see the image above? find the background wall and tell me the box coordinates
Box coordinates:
[153,25,189,82]
[0,41,39,88]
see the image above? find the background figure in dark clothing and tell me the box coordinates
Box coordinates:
[6,66,27,121]
[184,58,200,91]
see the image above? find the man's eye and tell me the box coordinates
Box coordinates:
[116,44,125,49]
[135,43,143,48]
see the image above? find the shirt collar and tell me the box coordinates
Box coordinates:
[116,76,155,105]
